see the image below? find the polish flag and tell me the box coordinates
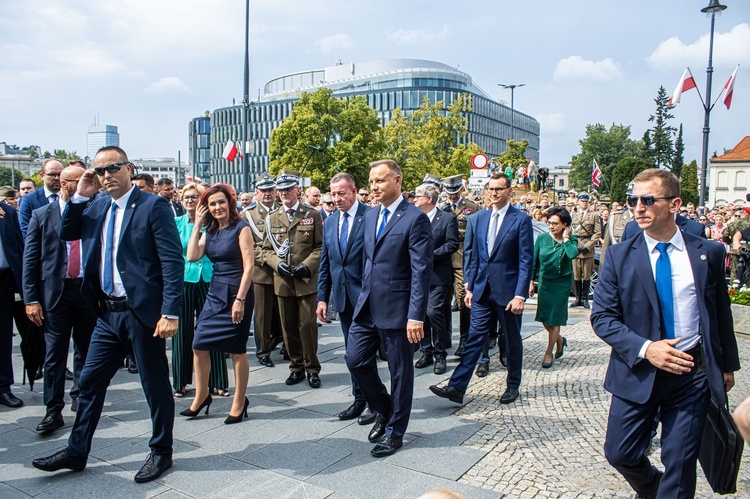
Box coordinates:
[222,139,239,161]
[668,68,697,105]
[723,65,739,110]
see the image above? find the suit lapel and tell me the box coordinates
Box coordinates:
[629,236,660,318]
[329,211,344,260]
[118,188,139,245]
[490,208,518,259]
[344,204,366,260]
[686,238,708,308]
[375,200,406,248]
[476,210,490,257]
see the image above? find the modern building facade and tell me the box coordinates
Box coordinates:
[86,124,119,160]
[195,59,540,190]
[188,115,211,182]
[132,157,187,186]
[709,135,750,207]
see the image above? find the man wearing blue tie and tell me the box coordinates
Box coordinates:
[347,160,433,457]
[591,168,739,498]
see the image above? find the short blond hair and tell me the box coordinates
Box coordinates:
[181,182,205,197]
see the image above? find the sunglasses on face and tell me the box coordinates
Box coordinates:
[626,195,675,208]
[94,162,130,176]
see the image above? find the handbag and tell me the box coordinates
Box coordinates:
[699,396,744,494]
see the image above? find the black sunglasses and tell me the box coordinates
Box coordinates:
[94,162,130,176]
[626,195,675,208]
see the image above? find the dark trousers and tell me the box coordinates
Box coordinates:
[338,297,368,405]
[347,304,414,439]
[43,280,96,413]
[67,308,174,459]
[0,273,15,393]
[449,292,523,393]
[420,285,450,358]
[604,370,710,498]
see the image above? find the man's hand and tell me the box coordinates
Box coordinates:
[316,301,330,323]
[153,317,178,339]
[77,169,101,198]
[506,297,525,315]
[644,338,694,374]
[26,303,44,326]
[406,320,424,344]
[528,282,535,298]
[725,372,735,392]
[464,290,473,309]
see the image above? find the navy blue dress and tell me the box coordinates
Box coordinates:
[193,219,254,354]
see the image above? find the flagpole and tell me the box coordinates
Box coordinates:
[242,0,250,193]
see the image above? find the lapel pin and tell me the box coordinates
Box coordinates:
[700,254,707,260]
[131,203,136,208]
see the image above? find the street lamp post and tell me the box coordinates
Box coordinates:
[242,0,251,193]
[498,83,525,144]
[698,0,727,211]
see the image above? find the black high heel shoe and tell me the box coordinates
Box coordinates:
[224,396,249,425]
[555,337,568,359]
[180,394,212,417]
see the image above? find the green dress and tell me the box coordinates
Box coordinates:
[533,232,579,326]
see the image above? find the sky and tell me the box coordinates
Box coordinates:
[1,0,749,169]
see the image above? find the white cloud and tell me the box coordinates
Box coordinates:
[314,34,355,54]
[387,25,449,45]
[646,23,750,70]
[537,113,565,133]
[553,56,624,81]
[143,77,192,94]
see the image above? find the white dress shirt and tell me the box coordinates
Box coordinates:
[377,197,404,234]
[339,200,360,241]
[426,207,438,223]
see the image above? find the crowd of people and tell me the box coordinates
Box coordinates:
[0,150,746,496]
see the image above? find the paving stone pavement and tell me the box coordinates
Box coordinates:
[0,303,747,498]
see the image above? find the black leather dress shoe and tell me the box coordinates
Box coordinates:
[500,387,520,404]
[476,362,489,378]
[307,372,321,388]
[429,385,464,404]
[127,357,138,374]
[65,368,74,381]
[70,398,78,412]
[454,343,465,357]
[285,371,305,385]
[36,412,64,433]
[35,366,43,380]
[371,437,402,457]
[134,451,172,483]
[488,335,497,350]
[499,348,508,367]
[368,413,391,442]
[338,402,366,420]
[414,354,433,368]
[0,392,23,408]
[32,449,86,472]
[433,357,447,375]
[357,407,377,425]
[258,356,275,368]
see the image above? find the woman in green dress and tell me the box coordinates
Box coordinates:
[529,206,578,368]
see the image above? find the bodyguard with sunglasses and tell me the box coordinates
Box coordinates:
[591,168,739,498]
[620,194,706,242]
[32,146,184,483]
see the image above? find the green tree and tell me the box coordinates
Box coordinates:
[496,139,529,171]
[610,157,650,203]
[41,149,80,163]
[672,124,685,179]
[0,166,25,187]
[647,86,676,169]
[641,130,655,168]
[569,123,643,193]
[269,88,384,189]
[680,159,699,206]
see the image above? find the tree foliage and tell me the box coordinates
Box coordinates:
[680,159,699,206]
[42,149,81,162]
[0,166,25,187]
[647,86,676,169]
[610,157,651,203]
[569,123,643,193]
[672,124,685,179]
[496,139,529,170]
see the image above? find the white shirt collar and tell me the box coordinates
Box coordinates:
[344,200,360,219]
[491,203,510,218]
[643,227,684,254]
[382,197,403,215]
[112,185,136,210]
[427,206,438,221]
[43,186,59,200]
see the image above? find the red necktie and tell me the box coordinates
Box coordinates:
[68,240,81,278]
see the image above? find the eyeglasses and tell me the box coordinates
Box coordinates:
[182,195,200,201]
[699,218,708,221]
[94,162,130,176]
[358,192,369,196]
[323,201,334,205]
[547,221,561,227]
[43,172,61,178]
[487,186,510,193]
[626,195,676,208]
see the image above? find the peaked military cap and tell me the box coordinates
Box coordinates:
[422,173,442,188]
[442,175,464,194]
[275,169,300,191]
[254,173,276,191]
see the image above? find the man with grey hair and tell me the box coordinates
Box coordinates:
[414,183,459,374]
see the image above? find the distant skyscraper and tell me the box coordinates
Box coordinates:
[87,124,119,160]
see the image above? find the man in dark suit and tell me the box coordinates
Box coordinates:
[23,164,96,433]
[413,183,459,374]
[431,173,533,405]
[19,158,64,238]
[32,146,184,483]
[347,160,433,457]
[317,172,374,422]
[157,177,186,217]
[591,168,739,498]
[0,201,24,408]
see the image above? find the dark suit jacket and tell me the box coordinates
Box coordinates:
[591,232,740,405]
[428,210,459,287]
[19,188,50,239]
[22,202,75,310]
[464,205,533,305]
[59,186,184,328]
[353,199,433,329]
[0,203,24,292]
[317,203,370,309]
[621,214,707,241]
[171,201,186,217]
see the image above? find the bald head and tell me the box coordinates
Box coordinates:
[60,165,85,201]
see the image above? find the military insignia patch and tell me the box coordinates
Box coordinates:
[462,208,472,215]
[299,217,314,226]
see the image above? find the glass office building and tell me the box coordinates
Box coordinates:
[195,59,540,190]
[86,124,119,161]
[188,115,211,182]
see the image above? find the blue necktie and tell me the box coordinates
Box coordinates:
[339,212,349,254]
[48,194,58,204]
[103,202,117,296]
[376,208,389,240]
[655,242,675,340]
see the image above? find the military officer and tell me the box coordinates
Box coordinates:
[240,173,282,368]
[261,170,324,388]
[423,173,442,189]
[599,183,634,269]
[570,193,600,308]
[441,175,480,355]
[724,207,750,284]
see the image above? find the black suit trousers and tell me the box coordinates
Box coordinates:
[420,285,450,358]
[0,275,15,393]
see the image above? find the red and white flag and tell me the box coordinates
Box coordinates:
[723,65,739,110]
[668,67,697,105]
[222,139,239,161]
[592,160,602,190]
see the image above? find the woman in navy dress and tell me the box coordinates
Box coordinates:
[184,184,254,424]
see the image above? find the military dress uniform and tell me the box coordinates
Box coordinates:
[441,175,480,355]
[599,208,633,269]
[261,170,323,385]
[724,218,750,283]
[570,193,601,308]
